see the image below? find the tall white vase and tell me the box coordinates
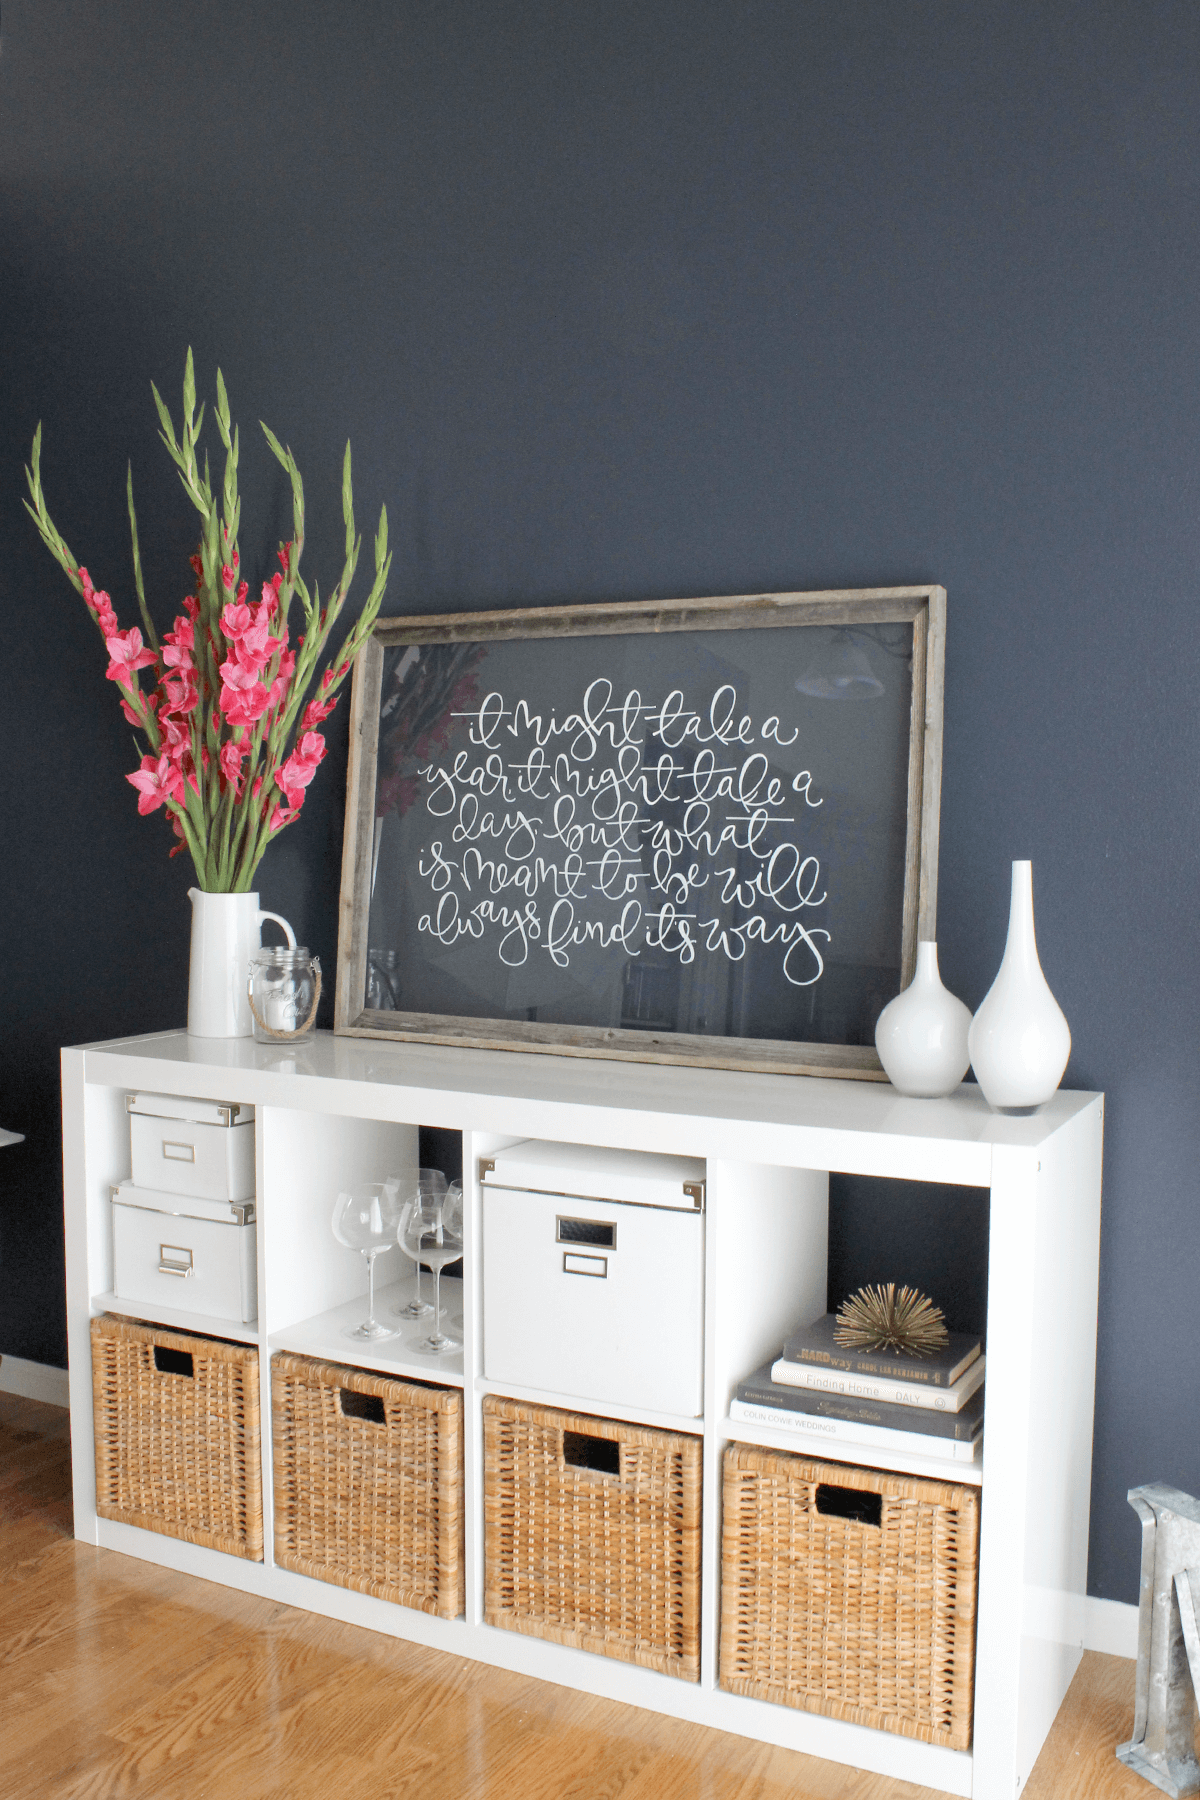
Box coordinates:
[187,889,296,1038]
[968,861,1071,1114]
[874,940,972,1098]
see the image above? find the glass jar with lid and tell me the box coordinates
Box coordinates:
[248,945,321,1042]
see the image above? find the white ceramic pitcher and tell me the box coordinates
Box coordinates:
[187,889,297,1038]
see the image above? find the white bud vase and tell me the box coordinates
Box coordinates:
[968,861,1070,1114]
[874,940,972,1097]
[187,889,296,1038]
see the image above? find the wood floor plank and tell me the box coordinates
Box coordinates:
[0,1396,1168,1800]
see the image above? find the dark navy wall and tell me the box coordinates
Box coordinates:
[2,0,1197,1602]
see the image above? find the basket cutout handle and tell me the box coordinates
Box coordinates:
[340,1387,386,1424]
[815,1482,882,1527]
[562,1430,620,1476]
[153,1345,194,1378]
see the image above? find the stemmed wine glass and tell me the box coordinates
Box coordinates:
[392,1167,448,1318]
[331,1178,403,1341]
[398,1181,463,1355]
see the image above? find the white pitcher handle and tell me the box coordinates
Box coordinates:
[257,909,297,948]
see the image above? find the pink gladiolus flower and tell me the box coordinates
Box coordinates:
[78,569,119,635]
[221,601,253,640]
[159,714,191,755]
[221,598,283,673]
[221,563,237,591]
[221,682,272,729]
[296,729,327,767]
[218,651,262,693]
[127,753,185,815]
[219,740,245,792]
[301,694,337,731]
[104,627,156,685]
[235,614,283,669]
[264,651,297,714]
[274,730,326,811]
[79,568,119,632]
[159,675,199,717]
[235,580,248,605]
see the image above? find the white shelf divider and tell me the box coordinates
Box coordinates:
[717,1414,985,1487]
[473,1375,701,1438]
[90,1291,260,1347]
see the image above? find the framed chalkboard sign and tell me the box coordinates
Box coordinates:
[335,586,945,1078]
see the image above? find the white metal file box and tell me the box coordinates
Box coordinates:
[112,1179,258,1323]
[482,1139,705,1417]
[127,1092,255,1202]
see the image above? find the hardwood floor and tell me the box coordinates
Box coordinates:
[0,1392,1163,1799]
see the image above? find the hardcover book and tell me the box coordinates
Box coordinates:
[781,1312,982,1387]
[768,1351,986,1412]
[727,1398,982,1464]
[736,1362,985,1441]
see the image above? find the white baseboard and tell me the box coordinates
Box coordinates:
[1084,1596,1139,1659]
[0,1355,70,1407]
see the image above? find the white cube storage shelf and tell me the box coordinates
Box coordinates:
[62,1029,1104,1800]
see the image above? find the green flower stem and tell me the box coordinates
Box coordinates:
[125,470,158,654]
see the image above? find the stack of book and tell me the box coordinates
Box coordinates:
[730,1313,985,1464]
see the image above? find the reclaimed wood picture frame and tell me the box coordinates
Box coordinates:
[334,586,946,1079]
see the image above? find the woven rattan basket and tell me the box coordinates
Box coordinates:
[720,1444,980,1749]
[272,1354,464,1618]
[91,1312,263,1560]
[483,1395,702,1680]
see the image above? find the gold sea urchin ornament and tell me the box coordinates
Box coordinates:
[834,1284,949,1358]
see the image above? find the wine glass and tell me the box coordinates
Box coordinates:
[443,1180,466,1330]
[398,1190,463,1355]
[393,1167,447,1318]
[331,1179,403,1341]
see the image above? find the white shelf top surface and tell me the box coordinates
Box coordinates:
[270,1276,465,1385]
[74,1027,1100,1179]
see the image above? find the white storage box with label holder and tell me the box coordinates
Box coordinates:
[111,1178,258,1322]
[481,1138,705,1417]
[127,1092,255,1202]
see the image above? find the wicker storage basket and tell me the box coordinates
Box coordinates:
[90,1312,263,1560]
[272,1354,464,1619]
[483,1394,701,1680]
[720,1445,980,1750]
